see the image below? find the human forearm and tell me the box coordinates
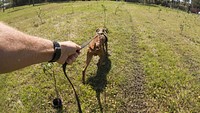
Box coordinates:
[0,22,81,74]
[0,23,54,73]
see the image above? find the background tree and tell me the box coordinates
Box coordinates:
[32,0,35,6]
[183,0,190,3]
[0,1,3,6]
[143,0,147,4]
[2,0,5,12]
[192,0,200,7]
[11,0,17,8]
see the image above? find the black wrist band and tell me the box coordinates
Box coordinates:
[49,41,61,62]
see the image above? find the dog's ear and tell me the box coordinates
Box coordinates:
[103,28,108,34]
[96,28,100,33]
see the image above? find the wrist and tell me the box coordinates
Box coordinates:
[49,41,61,62]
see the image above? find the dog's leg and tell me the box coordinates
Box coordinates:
[105,41,108,54]
[82,51,93,84]
[105,37,108,55]
[98,49,105,66]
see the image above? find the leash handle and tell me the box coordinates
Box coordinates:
[62,62,82,113]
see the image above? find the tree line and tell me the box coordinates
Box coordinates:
[1,0,200,13]
[1,0,72,12]
[126,0,200,13]
[2,0,200,7]
[2,0,70,7]
[126,0,200,7]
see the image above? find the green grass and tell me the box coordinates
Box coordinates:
[0,1,200,112]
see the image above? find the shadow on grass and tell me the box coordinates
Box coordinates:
[42,64,63,113]
[126,2,159,7]
[86,56,111,112]
[7,3,48,13]
[55,106,63,113]
[52,72,63,113]
[7,7,29,13]
[7,2,69,13]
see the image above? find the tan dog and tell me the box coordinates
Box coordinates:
[82,28,108,84]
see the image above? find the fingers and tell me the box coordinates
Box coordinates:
[66,53,79,65]
[67,41,81,52]
[66,43,80,64]
[56,41,81,64]
[76,45,81,51]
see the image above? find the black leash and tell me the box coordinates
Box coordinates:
[62,62,82,113]
[54,37,93,112]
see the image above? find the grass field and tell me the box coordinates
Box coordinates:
[0,1,200,112]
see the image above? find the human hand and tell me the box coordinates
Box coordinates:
[57,41,81,65]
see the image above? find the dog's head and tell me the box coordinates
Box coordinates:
[96,28,108,35]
